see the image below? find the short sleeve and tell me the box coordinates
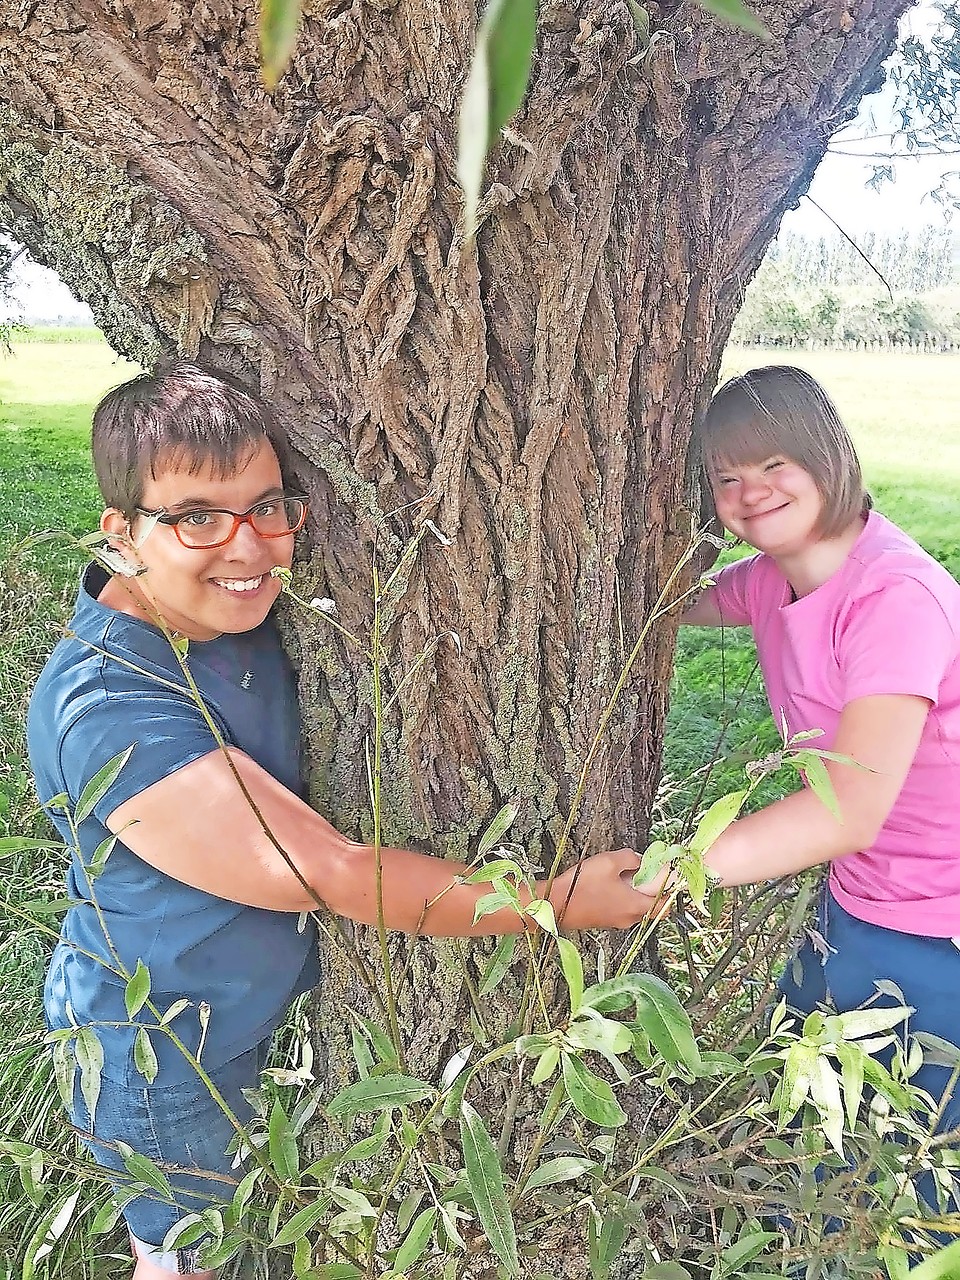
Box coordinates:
[708,555,760,627]
[58,691,231,823]
[839,577,957,706]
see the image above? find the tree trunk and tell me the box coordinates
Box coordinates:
[0,0,914,1268]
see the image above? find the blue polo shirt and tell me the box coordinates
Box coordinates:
[28,565,321,1083]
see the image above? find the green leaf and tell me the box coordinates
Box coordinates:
[393,1205,437,1271]
[459,1101,519,1276]
[903,1240,960,1279]
[696,0,767,38]
[22,1190,81,1280]
[268,1099,300,1181]
[581,976,638,1015]
[477,800,520,857]
[76,745,136,824]
[630,976,702,1072]
[689,790,748,857]
[347,1009,399,1067]
[640,1265,693,1279]
[795,750,842,822]
[259,0,303,90]
[472,889,515,924]
[270,1198,331,1247]
[89,1195,124,1235]
[679,853,708,910]
[228,1167,262,1226]
[825,1055,859,1139]
[457,0,538,237]
[118,1142,173,1199]
[557,937,584,1014]
[133,1028,158,1084]
[530,1045,560,1086]
[589,1210,629,1280]
[525,897,557,935]
[566,1016,633,1057]
[21,896,81,915]
[327,1074,433,1119]
[86,832,118,880]
[163,1214,207,1251]
[778,1041,817,1128]
[465,858,524,883]
[160,998,192,1025]
[523,1155,596,1191]
[835,1042,864,1133]
[560,1053,626,1128]
[74,1026,103,1127]
[828,1005,914,1039]
[0,836,66,856]
[314,1268,364,1280]
[719,1229,779,1274]
[633,839,671,887]
[51,1036,75,1112]
[125,959,152,1018]
[479,933,517,996]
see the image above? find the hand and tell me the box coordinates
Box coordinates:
[545,848,661,931]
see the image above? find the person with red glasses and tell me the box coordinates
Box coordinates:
[27,362,649,1279]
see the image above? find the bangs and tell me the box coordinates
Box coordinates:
[149,435,266,483]
[704,410,794,475]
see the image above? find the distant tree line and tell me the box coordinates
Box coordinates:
[731,226,960,350]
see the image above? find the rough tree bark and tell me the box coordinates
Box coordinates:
[0,0,914,1262]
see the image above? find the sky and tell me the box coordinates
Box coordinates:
[2,2,956,324]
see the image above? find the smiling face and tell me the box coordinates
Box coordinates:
[101,439,293,641]
[710,454,825,559]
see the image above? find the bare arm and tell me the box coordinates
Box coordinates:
[682,586,727,627]
[637,694,931,901]
[106,748,649,934]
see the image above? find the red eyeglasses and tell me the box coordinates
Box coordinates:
[135,496,308,549]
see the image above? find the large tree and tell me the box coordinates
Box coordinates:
[0,0,924,1270]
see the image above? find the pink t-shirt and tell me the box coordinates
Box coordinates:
[710,511,960,937]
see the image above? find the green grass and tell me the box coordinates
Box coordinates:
[0,341,138,558]
[11,325,109,345]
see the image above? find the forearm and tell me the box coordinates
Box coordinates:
[703,787,867,889]
[318,842,544,936]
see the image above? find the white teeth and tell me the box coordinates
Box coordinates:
[214,576,263,593]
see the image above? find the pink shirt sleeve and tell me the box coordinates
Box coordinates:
[708,554,760,627]
[838,577,957,706]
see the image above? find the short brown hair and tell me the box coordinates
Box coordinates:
[701,365,869,538]
[92,362,292,518]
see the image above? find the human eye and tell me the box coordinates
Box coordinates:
[178,510,217,528]
[252,500,280,518]
[764,458,786,472]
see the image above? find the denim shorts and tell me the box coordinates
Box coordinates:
[69,1039,270,1273]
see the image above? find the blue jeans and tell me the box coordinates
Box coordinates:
[779,889,960,1216]
[69,1039,270,1272]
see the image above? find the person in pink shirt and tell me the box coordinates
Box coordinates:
[650,364,960,1219]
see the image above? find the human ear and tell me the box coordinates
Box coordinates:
[98,509,147,577]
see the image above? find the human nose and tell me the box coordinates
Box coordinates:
[739,471,772,505]
[222,514,267,555]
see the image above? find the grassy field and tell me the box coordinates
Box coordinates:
[1,334,959,1272]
